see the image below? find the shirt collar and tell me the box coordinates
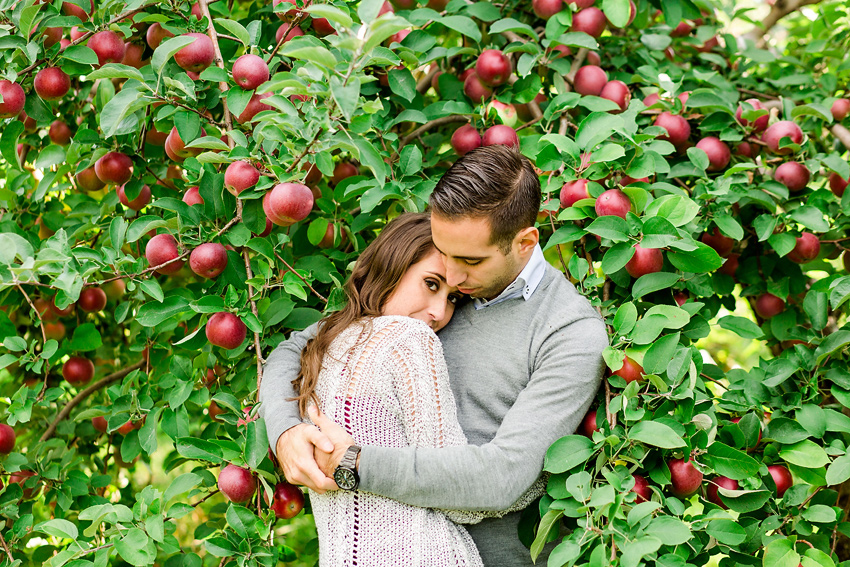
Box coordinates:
[473,244,547,310]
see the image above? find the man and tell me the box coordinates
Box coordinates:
[258,145,608,566]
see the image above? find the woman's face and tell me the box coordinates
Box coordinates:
[382,248,463,332]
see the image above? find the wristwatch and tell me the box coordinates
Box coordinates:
[333,445,361,491]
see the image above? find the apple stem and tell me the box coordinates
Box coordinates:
[40,360,146,443]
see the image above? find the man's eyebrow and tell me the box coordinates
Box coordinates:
[432,243,486,262]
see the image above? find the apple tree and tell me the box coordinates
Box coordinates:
[1,0,850,565]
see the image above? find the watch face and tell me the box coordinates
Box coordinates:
[334,468,357,490]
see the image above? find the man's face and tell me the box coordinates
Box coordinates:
[430,214,523,300]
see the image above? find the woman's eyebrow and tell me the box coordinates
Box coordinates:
[425,271,447,282]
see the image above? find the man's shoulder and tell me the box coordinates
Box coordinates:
[534,264,601,318]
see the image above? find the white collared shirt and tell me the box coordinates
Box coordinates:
[473,244,547,310]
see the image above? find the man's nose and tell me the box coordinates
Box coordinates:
[445,263,465,287]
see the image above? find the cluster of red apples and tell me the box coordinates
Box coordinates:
[218,463,305,519]
[580,409,794,508]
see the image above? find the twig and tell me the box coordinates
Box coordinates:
[517,114,543,132]
[285,129,323,174]
[274,251,328,304]
[266,14,307,64]
[736,87,780,101]
[40,360,146,442]
[147,92,226,128]
[200,0,233,133]
[0,530,13,563]
[416,65,439,94]
[238,227,265,393]
[831,124,850,150]
[396,116,469,154]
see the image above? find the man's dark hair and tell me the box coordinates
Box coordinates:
[429,145,541,253]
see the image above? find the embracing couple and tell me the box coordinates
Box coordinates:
[258,145,608,566]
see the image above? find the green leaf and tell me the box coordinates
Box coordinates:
[804,290,828,331]
[602,0,631,28]
[36,518,78,540]
[529,509,564,563]
[601,241,635,274]
[554,31,599,49]
[763,537,800,567]
[487,17,536,38]
[629,421,685,448]
[585,215,629,242]
[115,527,155,566]
[153,35,196,74]
[61,45,98,65]
[707,519,747,546]
[801,504,837,524]
[826,454,850,486]
[164,473,203,502]
[215,18,251,46]
[99,86,147,138]
[631,272,681,299]
[136,296,191,327]
[645,516,692,546]
[0,120,24,165]
[544,435,595,473]
[705,442,761,480]
[245,418,268,469]
[226,504,258,538]
[613,302,637,335]
[577,112,622,151]
[643,333,680,374]
[667,242,723,273]
[779,440,830,469]
[686,147,709,171]
[279,40,337,69]
[387,68,415,103]
[790,206,830,232]
[765,418,811,444]
[718,315,764,339]
[86,63,145,82]
[176,437,224,463]
[68,323,103,352]
[331,75,361,120]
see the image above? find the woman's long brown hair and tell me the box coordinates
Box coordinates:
[291,212,436,417]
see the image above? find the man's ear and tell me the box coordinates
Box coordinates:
[515,226,539,256]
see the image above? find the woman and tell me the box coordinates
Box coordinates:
[291,213,542,566]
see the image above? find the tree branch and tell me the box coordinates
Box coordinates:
[396,115,469,154]
[832,124,850,150]
[743,0,823,46]
[40,360,146,443]
[274,252,328,304]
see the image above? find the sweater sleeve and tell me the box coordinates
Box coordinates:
[358,315,608,511]
[258,323,319,459]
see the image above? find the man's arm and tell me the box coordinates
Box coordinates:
[355,316,608,511]
[258,323,336,491]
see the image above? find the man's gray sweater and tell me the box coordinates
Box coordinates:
[259,263,609,566]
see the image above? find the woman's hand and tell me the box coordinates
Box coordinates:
[307,406,357,478]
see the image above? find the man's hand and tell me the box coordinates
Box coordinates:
[307,406,357,477]
[275,423,338,493]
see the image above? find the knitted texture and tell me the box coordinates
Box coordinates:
[308,316,544,567]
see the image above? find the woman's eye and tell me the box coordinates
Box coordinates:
[448,294,461,305]
[425,279,439,291]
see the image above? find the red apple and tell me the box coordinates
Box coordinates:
[706,476,739,508]
[331,162,359,185]
[451,124,482,156]
[695,137,731,171]
[754,293,785,319]
[269,481,305,519]
[225,160,260,196]
[78,287,107,312]
[669,21,692,37]
[232,54,270,90]
[654,112,691,146]
[62,0,92,20]
[580,407,600,437]
[102,279,126,301]
[311,17,335,36]
[533,0,563,19]
[117,184,151,211]
[174,33,215,73]
[767,464,793,497]
[573,65,608,96]
[831,98,850,122]
[190,243,228,278]
[183,186,204,206]
[719,253,739,277]
[122,42,147,68]
[625,244,664,278]
[736,98,769,132]
[206,312,247,349]
[89,30,125,67]
[92,416,108,433]
[599,80,630,112]
[613,356,643,383]
[49,120,73,145]
[0,424,15,454]
[276,23,305,43]
[829,172,849,197]
[773,161,809,192]
[475,49,511,87]
[560,179,591,208]
[34,67,71,101]
[632,474,651,503]
[700,227,734,257]
[9,470,39,499]
[463,72,493,102]
[668,458,703,498]
[762,121,803,154]
[787,232,820,263]
[95,152,134,185]
[63,356,95,384]
[145,233,184,274]
[0,80,26,118]
[165,127,205,163]
[595,189,631,218]
[146,23,174,49]
[482,125,519,148]
[571,7,607,37]
[218,464,257,503]
[236,92,273,123]
[264,183,314,226]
